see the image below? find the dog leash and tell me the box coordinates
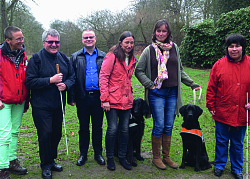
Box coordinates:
[193,87,202,105]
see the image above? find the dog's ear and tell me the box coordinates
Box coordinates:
[195,105,203,117]
[179,105,186,116]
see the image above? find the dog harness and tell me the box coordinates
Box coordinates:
[180,128,205,143]
[193,87,202,105]
[129,114,138,127]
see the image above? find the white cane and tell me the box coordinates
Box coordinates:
[56,64,71,177]
[246,92,249,178]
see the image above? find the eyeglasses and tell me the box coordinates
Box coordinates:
[45,41,60,45]
[82,36,95,40]
[11,37,24,42]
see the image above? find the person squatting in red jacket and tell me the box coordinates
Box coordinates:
[99,31,137,171]
[206,33,250,179]
[0,26,29,179]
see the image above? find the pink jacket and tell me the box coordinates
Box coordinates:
[99,52,137,110]
[206,54,250,127]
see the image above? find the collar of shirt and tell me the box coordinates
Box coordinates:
[83,47,97,55]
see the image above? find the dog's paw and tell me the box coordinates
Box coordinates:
[201,165,212,170]
[194,167,200,172]
[136,156,144,161]
[179,165,185,169]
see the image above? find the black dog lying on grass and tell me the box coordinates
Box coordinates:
[179,104,213,172]
[115,98,149,166]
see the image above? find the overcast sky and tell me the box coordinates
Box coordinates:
[26,0,132,29]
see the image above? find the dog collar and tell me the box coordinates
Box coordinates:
[180,128,205,143]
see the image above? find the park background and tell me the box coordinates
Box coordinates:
[1,0,250,68]
[0,0,250,178]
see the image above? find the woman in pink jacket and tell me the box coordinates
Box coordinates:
[99,31,137,171]
[206,34,250,179]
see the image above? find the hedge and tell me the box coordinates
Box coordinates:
[180,6,250,68]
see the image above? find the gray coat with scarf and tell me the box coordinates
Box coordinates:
[135,43,200,116]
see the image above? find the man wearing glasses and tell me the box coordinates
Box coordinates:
[0,26,29,178]
[25,29,75,179]
[68,29,106,166]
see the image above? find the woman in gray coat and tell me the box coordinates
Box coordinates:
[135,19,200,170]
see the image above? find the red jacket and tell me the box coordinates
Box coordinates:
[206,54,250,127]
[0,49,29,105]
[99,52,137,110]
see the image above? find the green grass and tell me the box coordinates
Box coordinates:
[15,66,250,178]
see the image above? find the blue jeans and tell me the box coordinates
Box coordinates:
[215,121,246,174]
[105,108,131,158]
[148,87,177,137]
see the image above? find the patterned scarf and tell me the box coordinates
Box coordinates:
[152,40,173,89]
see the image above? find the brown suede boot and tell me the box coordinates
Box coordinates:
[151,135,166,170]
[162,134,178,169]
[9,159,27,175]
[0,168,10,179]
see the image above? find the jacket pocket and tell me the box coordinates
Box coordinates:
[109,86,121,103]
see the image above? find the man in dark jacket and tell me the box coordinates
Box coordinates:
[0,26,28,179]
[25,29,75,179]
[67,29,106,166]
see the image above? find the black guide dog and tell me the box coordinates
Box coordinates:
[114,98,149,167]
[179,104,213,172]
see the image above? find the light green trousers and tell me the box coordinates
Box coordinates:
[0,102,24,169]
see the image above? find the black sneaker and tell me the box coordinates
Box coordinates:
[9,159,27,175]
[214,168,223,177]
[231,172,243,179]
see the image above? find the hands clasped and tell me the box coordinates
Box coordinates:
[56,83,66,91]
[50,73,63,84]
[50,73,66,91]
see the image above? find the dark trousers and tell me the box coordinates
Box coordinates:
[105,108,131,158]
[32,107,63,170]
[76,92,104,157]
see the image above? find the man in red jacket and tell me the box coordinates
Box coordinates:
[0,26,29,179]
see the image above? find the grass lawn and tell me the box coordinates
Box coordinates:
[14,65,250,179]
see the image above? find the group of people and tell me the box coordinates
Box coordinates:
[0,19,249,179]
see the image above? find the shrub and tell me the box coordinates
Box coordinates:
[180,6,250,68]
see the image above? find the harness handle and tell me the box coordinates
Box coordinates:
[193,87,202,105]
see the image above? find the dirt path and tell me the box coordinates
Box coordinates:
[12,156,241,179]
